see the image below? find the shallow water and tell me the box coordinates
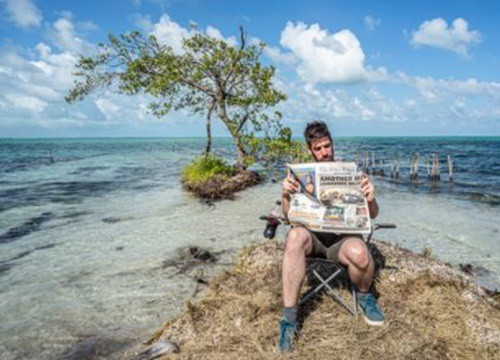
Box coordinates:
[0,137,498,359]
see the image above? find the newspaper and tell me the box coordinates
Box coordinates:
[286,162,371,234]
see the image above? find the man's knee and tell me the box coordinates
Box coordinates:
[340,238,371,268]
[285,228,313,255]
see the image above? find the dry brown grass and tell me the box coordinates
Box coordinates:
[135,240,500,360]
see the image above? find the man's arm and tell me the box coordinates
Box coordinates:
[282,172,300,219]
[367,198,379,219]
[360,174,379,219]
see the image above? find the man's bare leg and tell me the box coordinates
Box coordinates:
[282,227,314,307]
[337,237,374,292]
[338,237,384,325]
[279,227,314,351]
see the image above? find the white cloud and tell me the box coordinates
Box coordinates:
[393,71,500,100]
[46,14,95,54]
[1,0,42,28]
[135,14,242,53]
[0,47,75,121]
[450,98,466,117]
[0,15,94,128]
[277,79,400,123]
[5,93,47,113]
[264,46,296,65]
[410,18,482,57]
[19,83,59,101]
[364,15,380,31]
[78,20,99,32]
[94,98,120,121]
[206,26,237,47]
[149,14,191,52]
[32,43,79,91]
[88,92,158,125]
[35,115,92,129]
[1,10,498,136]
[280,22,372,84]
[249,35,296,65]
[0,12,243,134]
[273,66,500,128]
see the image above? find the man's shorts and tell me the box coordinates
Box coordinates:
[294,226,363,261]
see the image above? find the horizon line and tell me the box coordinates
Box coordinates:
[1,135,499,140]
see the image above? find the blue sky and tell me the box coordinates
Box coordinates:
[1,0,499,137]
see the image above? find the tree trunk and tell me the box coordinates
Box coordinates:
[205,118,212,156]
[217,102,247,171]
[204,101,216,156]
[233,137,247,172]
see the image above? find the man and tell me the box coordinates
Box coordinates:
[278,121,383,352]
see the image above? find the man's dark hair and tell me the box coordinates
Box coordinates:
[304,121,332,145]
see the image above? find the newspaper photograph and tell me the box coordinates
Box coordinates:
[286,162,371,234]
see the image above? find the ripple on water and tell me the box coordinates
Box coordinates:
[0,212,54,244]
[0,180,123,212]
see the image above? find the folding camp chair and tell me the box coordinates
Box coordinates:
[298,223,396,316]
[259,210,396,316]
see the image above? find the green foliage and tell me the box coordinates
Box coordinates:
[240,116,310,169]
[242,133,310,167]
[66,26,287,170]
[181,155,235,185]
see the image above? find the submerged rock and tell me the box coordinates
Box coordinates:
[460,263,474,275]
[102,216,134,224]
[134,340,179,359]
[189,246,217,262]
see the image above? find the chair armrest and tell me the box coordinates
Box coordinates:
[259,215,288,225]
[373,223,397,230]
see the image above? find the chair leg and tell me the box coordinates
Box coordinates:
[313,270,357,316]
[352,286,358,317]
[298,268,342,306]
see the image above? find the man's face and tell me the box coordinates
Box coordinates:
[308,136,334,162]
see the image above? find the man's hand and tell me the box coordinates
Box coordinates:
[282,173,300,197]
[360,173,376,202]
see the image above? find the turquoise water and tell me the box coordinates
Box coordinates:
[0,137,498,359]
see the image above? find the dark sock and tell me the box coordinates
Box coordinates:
[283,306,298,323]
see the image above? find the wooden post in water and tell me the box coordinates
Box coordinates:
[396,153,400,179]
[390,153,394,178]
[430,154,436,180]
[409,153,414,180]
[49,149,54,164]
[371,152,376,175]
[430,153,441,181]
[436,154,441,180]
[412,153,420,180]
[377,158,384,176]
[447,154,453,182]
[425,154,430,180]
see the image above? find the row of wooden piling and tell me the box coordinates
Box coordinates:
[355,152,454,181]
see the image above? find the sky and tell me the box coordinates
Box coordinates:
[0,0,499,137]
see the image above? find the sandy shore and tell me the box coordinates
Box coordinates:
[126,238,500,359]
